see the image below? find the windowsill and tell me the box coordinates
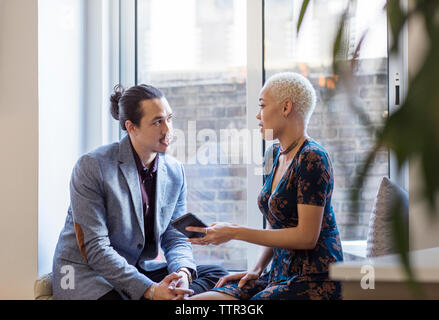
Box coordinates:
[330,246,439,283]
[341,240,368,261]
[226,240,368,273]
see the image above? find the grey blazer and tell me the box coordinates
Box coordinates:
[52,135,196,300]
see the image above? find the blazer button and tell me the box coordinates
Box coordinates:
[137,243,143,249]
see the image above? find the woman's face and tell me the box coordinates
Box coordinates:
[256,86,284,141]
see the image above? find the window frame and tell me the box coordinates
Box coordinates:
[246,0,265,270]
[119,0,410,267]
[388,0,409,192]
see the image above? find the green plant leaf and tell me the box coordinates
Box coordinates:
[345,0,439,299]
[332,5,350,73]
[297,0,310,35]
[386,0,405,53]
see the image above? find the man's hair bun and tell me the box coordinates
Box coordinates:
[110,84,125,120]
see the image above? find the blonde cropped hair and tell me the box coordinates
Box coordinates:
[263,72,317,126]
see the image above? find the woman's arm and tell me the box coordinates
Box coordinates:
[187,204,324,250]
[251,246,274,274]
[235,204,324,250]
[211,224,274,290]
[250,224,274,274]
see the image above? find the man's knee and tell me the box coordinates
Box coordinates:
[197,264,229,279]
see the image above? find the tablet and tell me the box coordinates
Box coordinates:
[171,212,208,238]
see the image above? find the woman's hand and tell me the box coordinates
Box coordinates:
[214,271,260,289]
[186,222,238,246]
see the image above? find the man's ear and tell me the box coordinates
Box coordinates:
[125,120,136,135]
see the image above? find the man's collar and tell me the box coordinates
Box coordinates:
[129,137,158,173]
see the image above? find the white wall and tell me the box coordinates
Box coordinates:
[0,0,120,299]
[0,0,39,299]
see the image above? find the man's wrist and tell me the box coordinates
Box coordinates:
[176,267,192,284]
[144,283,157,300]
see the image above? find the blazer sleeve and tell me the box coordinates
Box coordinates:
[70,154,153,300]
[160,163,197,277]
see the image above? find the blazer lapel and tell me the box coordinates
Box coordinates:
[118,135,145,240]
[154,153,167,239]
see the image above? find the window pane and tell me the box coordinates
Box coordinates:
[265,0,389,240]
[137,0,247,270]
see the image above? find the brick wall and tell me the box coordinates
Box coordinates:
[158,78,248,270]
[154,57,388,269]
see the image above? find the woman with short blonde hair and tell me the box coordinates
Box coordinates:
[187,72,344,300]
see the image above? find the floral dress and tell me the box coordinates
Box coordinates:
[210,138,344,300]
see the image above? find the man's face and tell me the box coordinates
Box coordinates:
[129,97,173,154]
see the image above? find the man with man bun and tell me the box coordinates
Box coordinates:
[52,84,227,300]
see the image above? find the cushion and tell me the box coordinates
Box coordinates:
[34,272,54,300]
[366,176,409,257]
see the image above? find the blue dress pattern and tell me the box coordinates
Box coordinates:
[210,138,344,300]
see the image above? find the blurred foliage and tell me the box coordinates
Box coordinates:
[298,0,439,298]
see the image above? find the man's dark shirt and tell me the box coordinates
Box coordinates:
[130,140,158,247]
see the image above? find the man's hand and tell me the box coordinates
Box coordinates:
[169,269,191,300]
[144,272,194,300]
